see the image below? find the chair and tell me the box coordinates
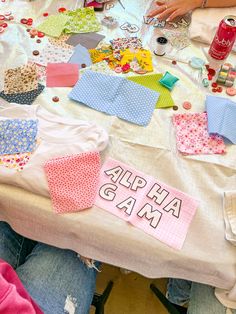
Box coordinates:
[92,280,114,314]
[150,283,187,314]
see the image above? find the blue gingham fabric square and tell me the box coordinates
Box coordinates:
[0,119,38,155]
[68,70,159,126]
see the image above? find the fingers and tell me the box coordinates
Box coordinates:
[166,8,182,21]
[148,5,166,17]
[157,7,176,20]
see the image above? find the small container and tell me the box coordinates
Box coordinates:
[154,36,168,56]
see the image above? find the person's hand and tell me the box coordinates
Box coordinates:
[148,0,202,21]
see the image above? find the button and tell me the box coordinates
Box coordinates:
[58,7,67,13]
[173,105,178,111]
[0,15,5,21]
[28,18,33,22]
[30,35,35,38]
[43,12,49,17]
[36,39,41,43]
[212,88,217,93]
[183,101,191,110]
[134,69,147,75]
[226,87,236,96]
[30,29,38,36]
[33,50,39,56]
[172,60,177,65]
[217,86,223,93]
[27,20,33,26]
[26,28,30,32]
[1,23,8,28]
[20,18,28,24]
[211,82,218,88]
[81,63,87,68]
[208,68,216,76]
[37,32,45,38]
[52,96,59,102]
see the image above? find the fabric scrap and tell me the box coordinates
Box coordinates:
[128,74,174,108]
[4,64,38,95]
[94,157,199,250]
[66,32,105,49]
[44,151,101,213]
[0,119,38,155]
[0,84,45,105]
[64,8,101,34]
[172,112,226,155]
[46,63,79,87]
[68,70,159,126]
[36,14,71,38]
[68,44,92,69]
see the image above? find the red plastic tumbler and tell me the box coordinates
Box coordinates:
[209,15,236,60]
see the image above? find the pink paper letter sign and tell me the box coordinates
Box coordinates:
[94,158,199,250]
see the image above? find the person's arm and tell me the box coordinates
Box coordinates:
[148,0,236,22]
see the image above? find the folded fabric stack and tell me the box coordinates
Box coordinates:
[0,118,38,171]
[206,95,236,144]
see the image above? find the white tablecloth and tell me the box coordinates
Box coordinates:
[0,0,236,307]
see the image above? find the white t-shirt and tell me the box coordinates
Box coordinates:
[0,104,109,197]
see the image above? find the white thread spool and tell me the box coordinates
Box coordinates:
[154,36,168,56]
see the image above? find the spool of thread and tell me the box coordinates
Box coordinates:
[225,80,234,87]
[154,36,168,56]
[221,64,230,72]
[217,77,226,84]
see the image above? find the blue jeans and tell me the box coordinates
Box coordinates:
[167,279,236,314]
[0,221,98,314]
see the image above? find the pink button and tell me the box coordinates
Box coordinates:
[183,101,192,110]
[226,87,236,96]
[0,15,5,21]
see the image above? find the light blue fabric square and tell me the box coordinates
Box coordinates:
[220,102,236,144]
[68,44,92,69]
[68,70,159,126]
[0,119,38,155]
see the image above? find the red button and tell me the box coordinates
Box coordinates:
[20,18,28,24]
[208,74,213,81]
[172,60,177,65]
[58,7,67,13]
[52,96,60,102]
[43,12,49,17]
[26,21,33,26]
[1,23,8,28]
[28,18,33,22]
[183,101,192,110]
[208,68,216,76]
[0,15,5,21]
[37,32,45,38]
[217,86,223,93]
[212,88,217,93]
[211,82,218,88]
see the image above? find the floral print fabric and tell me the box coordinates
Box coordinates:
[172,113,226,155]
[0,119,38,155]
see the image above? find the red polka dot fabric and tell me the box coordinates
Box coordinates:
[44,151,101,213]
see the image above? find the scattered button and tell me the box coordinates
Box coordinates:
[183,101,192,110]
[28,18,33,22]
[27,20,33,26]
[172,60,177,65]
[36,39,41,43]
[30,35,35,38]
[1,23,8,28]
[43,12,49,17]
[212,88,217,93]
[0,15,5,21]
[26,28,30,32]
[20,18,28,24]
[81,63,87,68]
[37,32,45,38]
[134,69,147,75]
[208,68,216,76]
[208,74,213,81]
[33,50,39,56]
[217,86,223,93]
[58,7,67,13]
[173,105,178,111]
[211,82,218,88]
[226,87,236,96]
[30,29,38,36]
[52,96,60,102]
[114,66,122,73]
[202,78,209,87]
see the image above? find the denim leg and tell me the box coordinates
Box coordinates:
[167,278,192,306]
[0,221,37,268]
[188,283,236,314]
[16,243,98,314]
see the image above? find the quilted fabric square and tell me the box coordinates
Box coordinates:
[63,8,101,34]
[44,151,101,213]
[110,37,143,51]
[0,119,38,155]
[29,43,74,67]
[68,70,159,126]
[128,74,174,108]
[68,44,92,69]
[0,84,45,105]
[46,63,79,87]
[36,14,71,38]
[172,113,226,155]
[4,64,38,95]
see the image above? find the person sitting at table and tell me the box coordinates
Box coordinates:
[148,0,236,22]
[0,221,98,314]
[167,278,236,313]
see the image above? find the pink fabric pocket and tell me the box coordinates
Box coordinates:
[44,151,100,213]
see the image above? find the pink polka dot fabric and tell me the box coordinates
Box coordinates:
[172,112,226,155]
[44,151,101,213]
